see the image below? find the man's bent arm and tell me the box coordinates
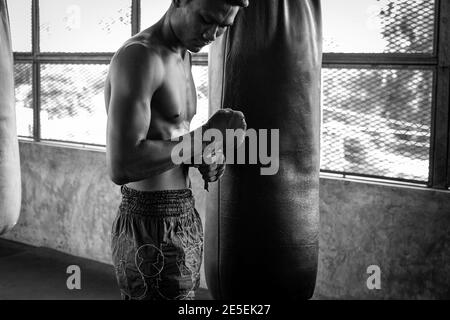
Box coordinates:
[106,45,205,185]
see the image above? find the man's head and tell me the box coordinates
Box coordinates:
[169,0,249,53]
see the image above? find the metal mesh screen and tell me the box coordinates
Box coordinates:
[191,65,209,130]
[14,63,33,137]
[38,63,207,146]
[40,64,109,145]
[321,68,433,182]
[380,0,435,53]
[323,0,436,54]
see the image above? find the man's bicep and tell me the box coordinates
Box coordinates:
[107,47,164,148]
[106,86,152,184]
[108,92,151,146]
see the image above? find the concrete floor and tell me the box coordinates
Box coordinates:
[0,239,211,300]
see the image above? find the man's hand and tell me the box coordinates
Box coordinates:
[204,109,247,162]
[206,109,247,146]
[197,152,226,191]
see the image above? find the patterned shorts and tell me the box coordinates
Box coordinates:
[111,186,204,300]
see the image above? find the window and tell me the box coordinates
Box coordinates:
[9,1,449,189]
[8,0,209,147]
[321,0,449,188]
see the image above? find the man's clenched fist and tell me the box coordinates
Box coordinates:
[205,108,247,151]
[197,152,226,191]
[206,109,247,135]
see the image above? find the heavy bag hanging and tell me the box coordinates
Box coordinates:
[206,0,322,300]
[0,0,21,235]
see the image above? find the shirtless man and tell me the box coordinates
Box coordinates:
[105,0,248,300]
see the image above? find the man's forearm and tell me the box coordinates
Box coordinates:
[110,125,208,185]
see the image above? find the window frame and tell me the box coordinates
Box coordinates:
[321,0,450,189]
[12,0,449,189]
[13,0,208,148]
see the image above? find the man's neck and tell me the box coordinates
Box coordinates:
[160,10,188,58]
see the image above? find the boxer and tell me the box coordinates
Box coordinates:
[105,0,248,300]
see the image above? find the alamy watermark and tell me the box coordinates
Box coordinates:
[66,265,81,290]
[171,128,280,176]
[366,265,382,290]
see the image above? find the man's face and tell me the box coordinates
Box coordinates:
[172,0,241,53]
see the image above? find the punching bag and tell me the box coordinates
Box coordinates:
[206,0,322,300]
[0,0,21,235]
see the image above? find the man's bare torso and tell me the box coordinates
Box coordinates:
[105,24,197,191]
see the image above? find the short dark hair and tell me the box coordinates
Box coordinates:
[225,0,249,8]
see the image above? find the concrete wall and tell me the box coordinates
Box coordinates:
[315,177,450,300]
[2,141,450,299]
[2,141,119,264]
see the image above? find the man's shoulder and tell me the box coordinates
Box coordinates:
[113,35,164,66]
[109,36,168,83]
[109,34,167,90]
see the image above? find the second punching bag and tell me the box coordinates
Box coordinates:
[0,0,21,235]
[206,0,322,300]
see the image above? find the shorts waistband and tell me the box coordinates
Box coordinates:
[120,185,195,217]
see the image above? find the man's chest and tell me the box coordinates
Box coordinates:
[152,58,197,124]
